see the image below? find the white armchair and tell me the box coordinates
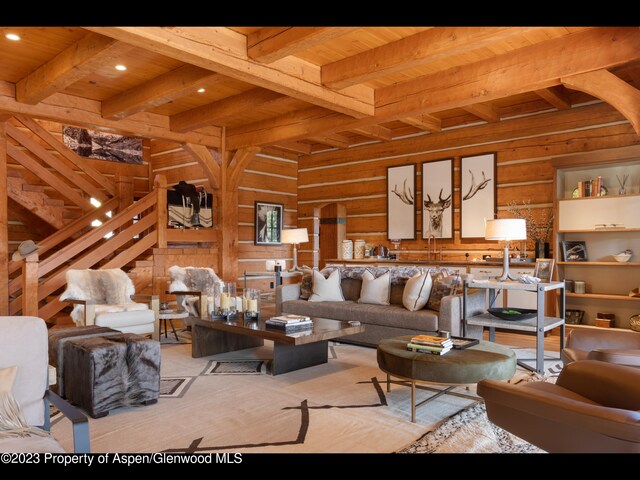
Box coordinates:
[0,316,90,452]
[60,269,160,341]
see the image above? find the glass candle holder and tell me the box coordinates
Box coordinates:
[213,282,237,318]
[243,288,260,319]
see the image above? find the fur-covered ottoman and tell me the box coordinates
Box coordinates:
[62,333,161,418]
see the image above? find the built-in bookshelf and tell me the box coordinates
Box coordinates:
[552,146,640,331]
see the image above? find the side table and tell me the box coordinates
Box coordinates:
[463,279,565,375]
[159,310,189,341]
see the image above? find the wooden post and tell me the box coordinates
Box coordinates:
[115,174,134,242]
[219,144,238,282]
[155,175,167,248]
[0,123,8,315]
[22,253,39,317]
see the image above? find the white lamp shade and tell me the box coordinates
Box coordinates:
[485,219,527,241]
[281,228,309,244]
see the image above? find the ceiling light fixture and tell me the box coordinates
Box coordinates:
[5,33,21,41]
[115,65,127,71]
[197,88,206,93]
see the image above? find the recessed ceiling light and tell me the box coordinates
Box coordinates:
[197,88,206,93]
[115,65,127,71]
[5,33,21,41]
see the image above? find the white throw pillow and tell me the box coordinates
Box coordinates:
[308,269,344,302]
[359,270,391,305]
[402,271,433,311]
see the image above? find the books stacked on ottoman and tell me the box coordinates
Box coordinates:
[266,315,313,333]
[406,334,453,355]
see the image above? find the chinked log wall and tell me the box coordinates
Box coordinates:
[149,142,299,291]
[295,102,640,267]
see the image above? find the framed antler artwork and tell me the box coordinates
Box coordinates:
[460,153,497,239]
[422,159,453,239]
[387,164,416,240]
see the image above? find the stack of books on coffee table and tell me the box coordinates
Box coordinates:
[266,315,313,333]
[406,334,453,355]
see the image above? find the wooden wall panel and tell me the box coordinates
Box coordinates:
[297,102,640,264]
[149,142,300,285]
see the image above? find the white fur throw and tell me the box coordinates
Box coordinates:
[60,269,140,326]
[168,266,223,316]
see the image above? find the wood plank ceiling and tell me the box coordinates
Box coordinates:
[0,26,639,153]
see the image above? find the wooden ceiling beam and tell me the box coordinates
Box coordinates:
[376,27,640,122]
[322,26,540,89]
[561,69,640,135]
[401,114,441,133]
[102,65,225,120]
[221,28,640,149]
[171,88,285,132]
[248,27,358,63]
[460,103,500,123]
[86,27,374,118]
[0,80,221,148]
[16,33,131,105]
[183,143,221,190]
[308,133,352,148]
[535,86,572,110]
[272,141,312,155]
[350,125,392,141]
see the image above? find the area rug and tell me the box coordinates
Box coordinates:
[50,343,559,453]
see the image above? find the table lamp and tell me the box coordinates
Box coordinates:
[281,228,309,272]
[485,219,527,281]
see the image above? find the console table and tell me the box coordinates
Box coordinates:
[463,279,565,374]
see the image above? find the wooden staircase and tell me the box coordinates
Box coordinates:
[7,170,66,229]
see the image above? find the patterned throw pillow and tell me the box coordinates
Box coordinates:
[426,269,463,312]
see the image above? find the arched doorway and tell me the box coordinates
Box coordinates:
[313,202,347,269]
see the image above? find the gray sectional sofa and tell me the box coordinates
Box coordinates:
[276,266,484,347]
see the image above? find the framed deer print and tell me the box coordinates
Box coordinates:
[422,159,453,239]
[387,164,416,240]
[461,153,497,239]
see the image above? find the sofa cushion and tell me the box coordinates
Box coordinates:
[403,272,433,311]
[427,269,463,312]
[309,269,344,302]
[281,299,438,331]
[359,270,391,305]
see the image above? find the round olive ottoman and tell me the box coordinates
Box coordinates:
[377,336,516,422]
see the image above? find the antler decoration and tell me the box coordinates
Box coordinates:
[392,179,414,205]
[463,170,491,200]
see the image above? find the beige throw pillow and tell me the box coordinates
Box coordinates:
[358,270,391,305]
[402,271,433,311]
[308,269,344,302]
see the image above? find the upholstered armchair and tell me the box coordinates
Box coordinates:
[60,269,160,341]
[0,316,90,452]
[562,328,640,368]
[167,266,223,319]
[478,360,640,453]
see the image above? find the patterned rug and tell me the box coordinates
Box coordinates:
[398,352,559,454]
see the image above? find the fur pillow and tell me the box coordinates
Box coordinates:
[427,269,463,312]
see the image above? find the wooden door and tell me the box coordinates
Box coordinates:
[319,203,346,269]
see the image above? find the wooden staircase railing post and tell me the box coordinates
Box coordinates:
[0,122,8,315]
[155,174,167,248]
[22,252,39,317]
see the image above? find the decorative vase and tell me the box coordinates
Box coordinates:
[630,314,640,332]
[341,239,353,259]
[354,239,366,259]
[535,241,550,259]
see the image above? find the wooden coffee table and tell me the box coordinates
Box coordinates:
[191,316,364,375]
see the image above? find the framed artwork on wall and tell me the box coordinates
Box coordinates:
[460,153,497,239]
[63,126,143,164]
[422,159,453,239]
[255,201,283,245]
[387,164,416,240]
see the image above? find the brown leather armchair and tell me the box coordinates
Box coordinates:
[478,360,640,453]
[562,328,640,367]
